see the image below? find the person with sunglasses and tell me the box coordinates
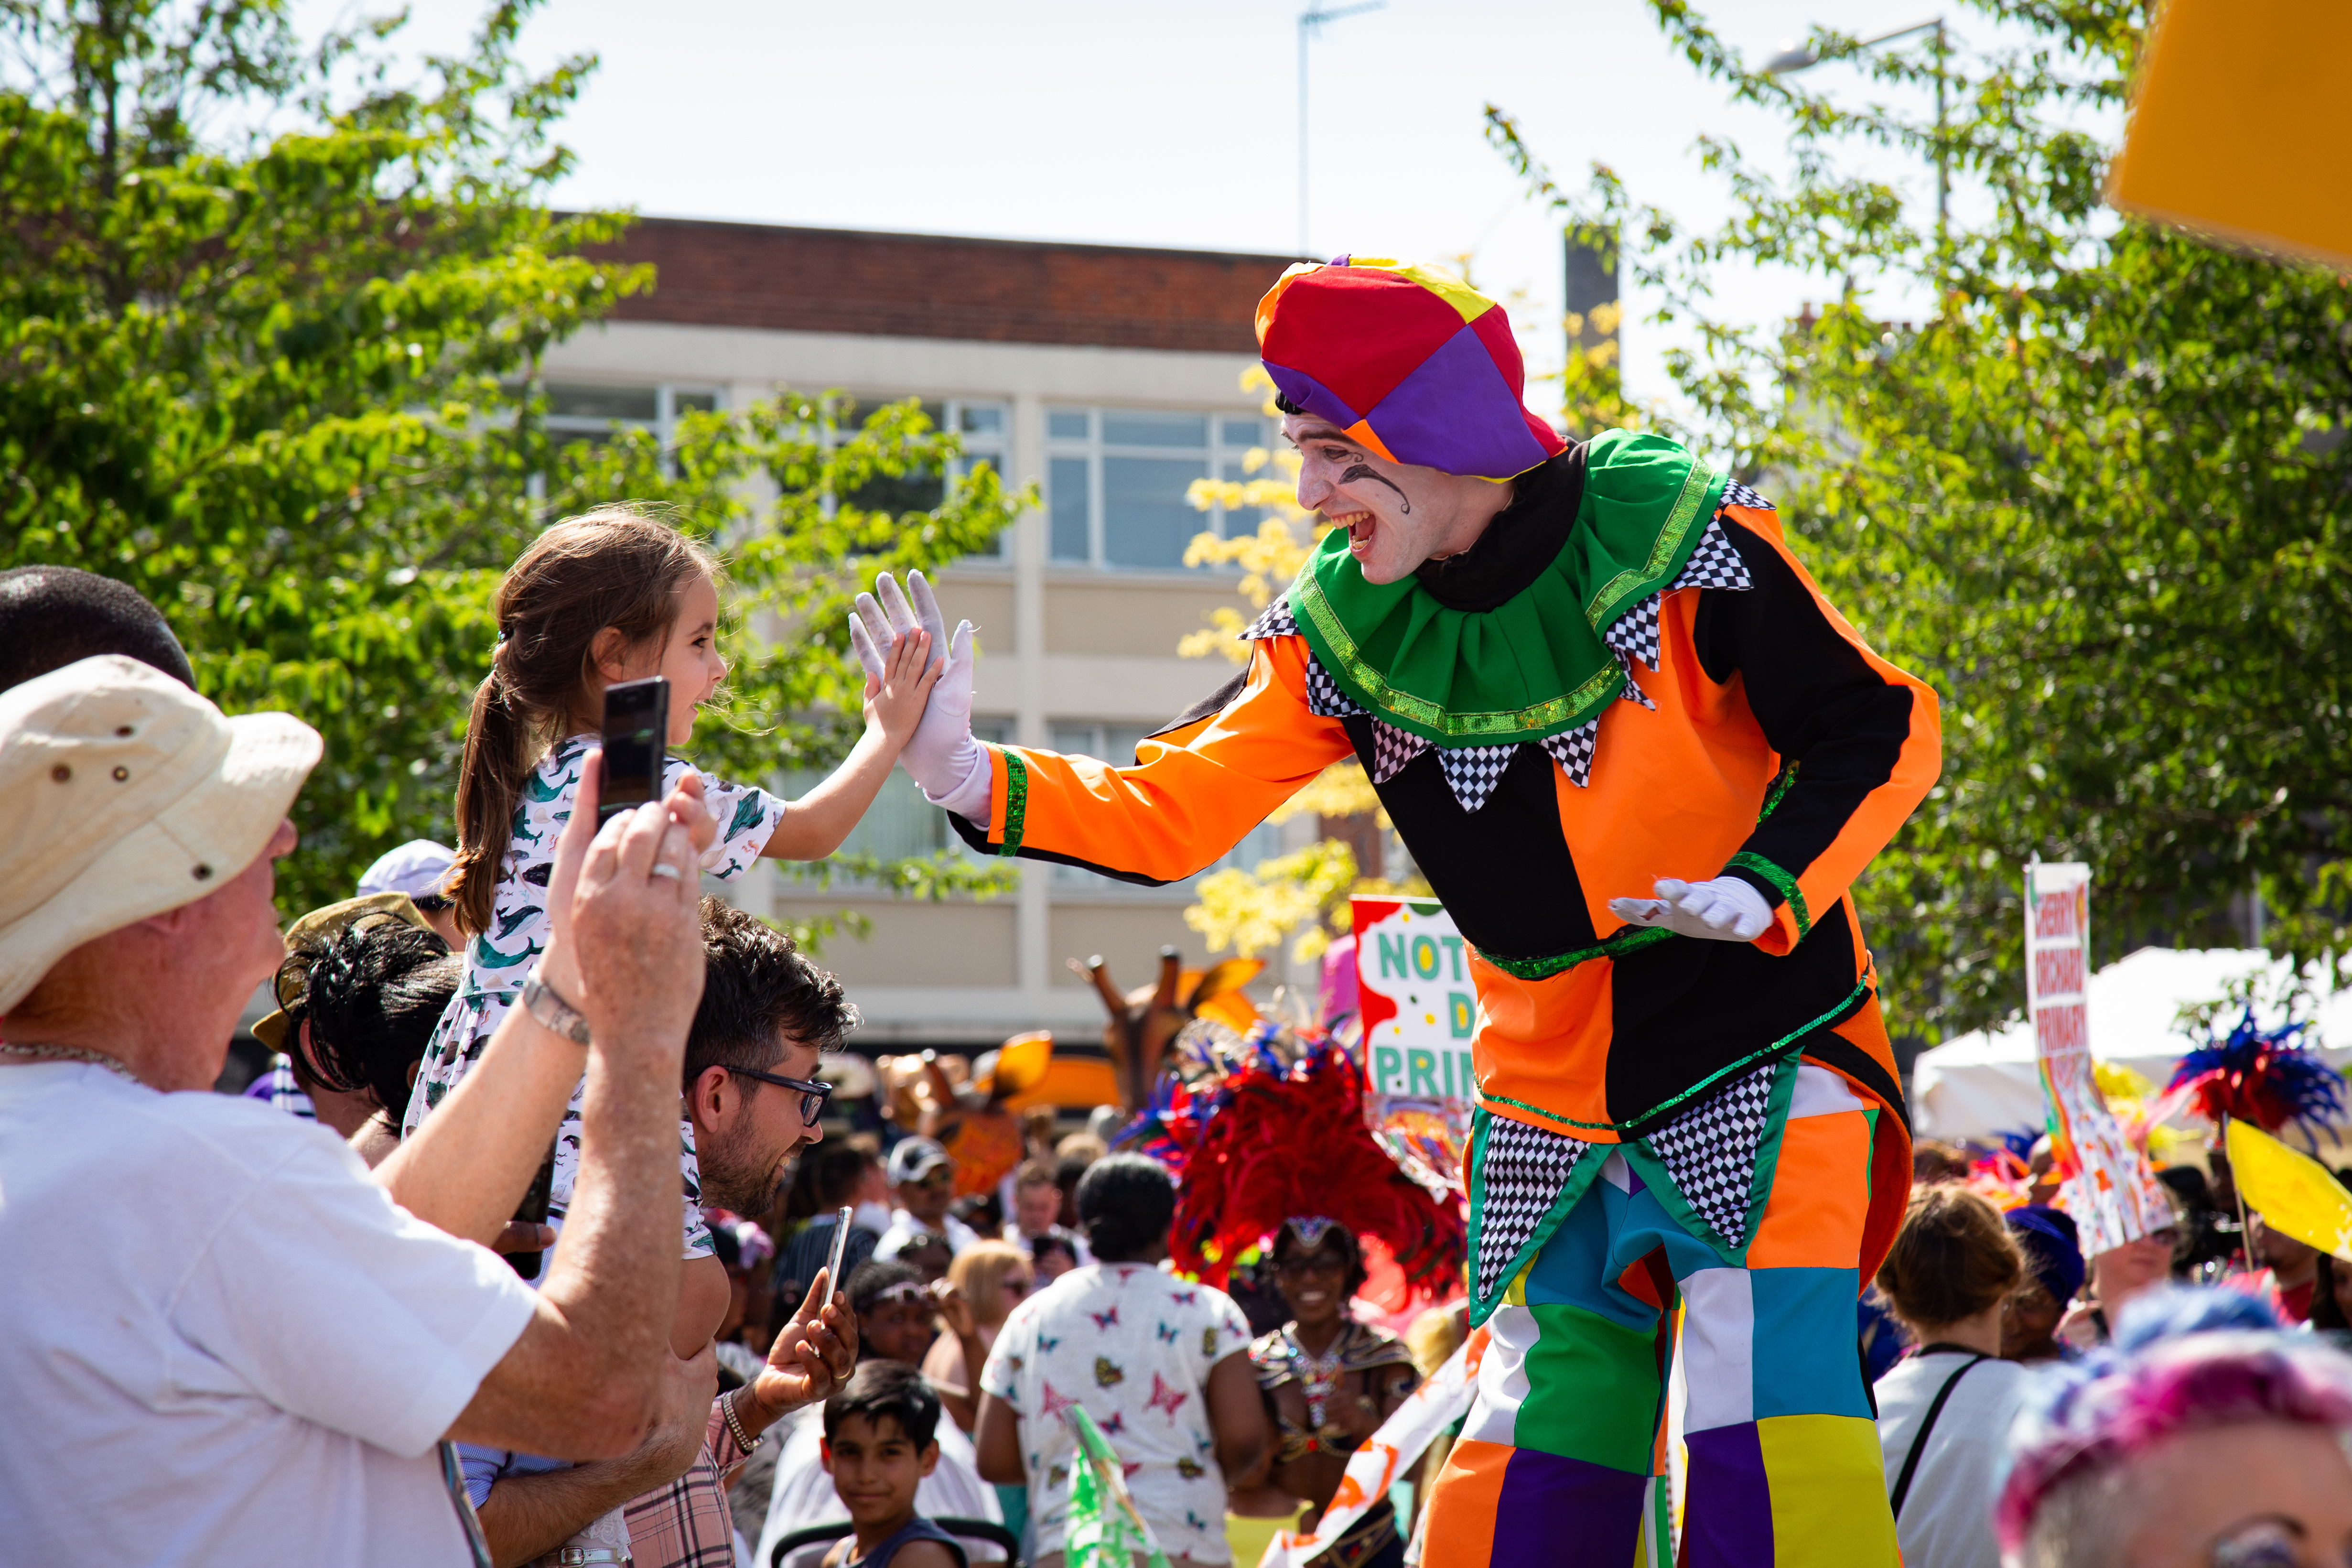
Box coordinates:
[875,1136,982,1265]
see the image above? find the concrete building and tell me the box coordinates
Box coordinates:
[540,218,1319,1049]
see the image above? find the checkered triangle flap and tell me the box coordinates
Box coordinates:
[1434,744,1519,814]
[1472,1114,1593,1302]
[1241,599,1300,641]
[1641,1061,1776,1249]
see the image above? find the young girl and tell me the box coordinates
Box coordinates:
[401,506,938,1332]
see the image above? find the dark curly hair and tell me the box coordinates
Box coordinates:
[685,898,859,1089]
[301,919,461,1116]
[1076,1153,1176,1263]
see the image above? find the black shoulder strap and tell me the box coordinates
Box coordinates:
[1888,1354,1988,1520]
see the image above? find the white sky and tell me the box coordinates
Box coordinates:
[291,0,2100,421]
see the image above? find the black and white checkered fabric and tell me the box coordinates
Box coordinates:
[1604,592,1662,671]
[1475,1117,1594,1301]
[1303,657,1365,719]
[1368,719,1428,784]
[1435,744,1519,814]
[1614,652,1658,710]
[1539,719,1599,789]
[1641,1062,1777,1249]
[1719,480,1775,513]
[1670,515,1753,594]
[1241,599,1301,641]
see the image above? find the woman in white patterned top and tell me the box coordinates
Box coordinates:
[402,506,939,1362]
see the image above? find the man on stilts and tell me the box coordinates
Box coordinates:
[864,257,1941,1566]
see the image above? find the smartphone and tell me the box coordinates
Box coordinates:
[824,1203,854,1296]
[597,676,668,824]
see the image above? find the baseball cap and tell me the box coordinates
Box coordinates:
[251,892,433,1052]
[356,839,456,900]
[0,655,320,1014]
[887,1135,952,1185]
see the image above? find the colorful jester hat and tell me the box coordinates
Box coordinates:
[1255,257,1567,483]
[1153,1019,1466,1292]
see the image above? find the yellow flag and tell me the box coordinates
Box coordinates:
[2107,0,2352,271]
[2226,1120,2352,1264]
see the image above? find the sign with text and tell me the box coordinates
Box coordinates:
[1353,897,1478,1104]
[2026,861,2169,1254]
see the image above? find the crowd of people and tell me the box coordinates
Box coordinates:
[6,253,2352,1568]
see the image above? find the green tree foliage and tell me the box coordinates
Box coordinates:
[1489,0,2351,1039]
[0,0,1020,919]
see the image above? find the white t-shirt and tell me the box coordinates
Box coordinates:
[980,1262,1253,1564]
[1874,1350,2037,1568]
[753,1398,1004,1568]
[0,1060,539,1565]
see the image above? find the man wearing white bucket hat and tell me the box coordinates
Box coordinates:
[0,654,742,1565]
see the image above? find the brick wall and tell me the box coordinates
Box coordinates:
[590,218,1296,354]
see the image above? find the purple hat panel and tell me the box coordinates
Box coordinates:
[1367,322,1560,479]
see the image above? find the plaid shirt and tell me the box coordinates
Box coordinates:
[621,1396,758,1568]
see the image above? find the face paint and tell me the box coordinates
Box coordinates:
[1338,463,1411,514]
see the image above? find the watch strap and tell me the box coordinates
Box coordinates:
[519,971,591,1046]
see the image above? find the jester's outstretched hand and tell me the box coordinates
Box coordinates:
[846,570,987,817]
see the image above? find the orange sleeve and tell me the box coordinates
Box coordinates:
[948,638,1355,884]
[1707,506,1943,955]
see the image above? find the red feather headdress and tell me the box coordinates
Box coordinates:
[1162,1026,1466,1291]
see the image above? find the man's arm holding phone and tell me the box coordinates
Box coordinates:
[440,770,713,1459]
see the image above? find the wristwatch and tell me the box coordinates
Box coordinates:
[520,970,591,1046]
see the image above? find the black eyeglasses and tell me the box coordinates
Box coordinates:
[727,1066,832,1125]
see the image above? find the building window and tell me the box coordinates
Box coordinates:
[544,383,721,450]
[1044,721,1283,892]
[1045,407,1268,570]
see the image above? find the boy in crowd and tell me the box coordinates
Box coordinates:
[818,1363,966,1568]
[759,1262,1003,1565]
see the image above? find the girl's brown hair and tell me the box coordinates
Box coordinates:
[447,507,718,935]
[1876,1183,2026,1333]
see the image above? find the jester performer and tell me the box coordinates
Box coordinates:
[859,257,1940,1565]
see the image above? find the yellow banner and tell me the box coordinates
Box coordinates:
[2225,1119,2352,1264]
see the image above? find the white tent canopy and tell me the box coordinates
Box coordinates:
[1910,948,2352,1143]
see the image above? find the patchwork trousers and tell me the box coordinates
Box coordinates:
[1425,1062,1896,1567]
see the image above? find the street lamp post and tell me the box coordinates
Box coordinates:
[1764,16,1948,242]
[1298,0,1384,259]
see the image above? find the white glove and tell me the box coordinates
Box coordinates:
[852,571,987,818]
[1608,876,1775,942]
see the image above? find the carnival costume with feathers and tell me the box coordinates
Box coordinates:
[1128,1018,1465,1294]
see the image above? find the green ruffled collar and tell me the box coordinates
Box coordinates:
[1284,429,1728,746]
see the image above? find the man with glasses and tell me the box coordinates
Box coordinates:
[466,896,864,1568]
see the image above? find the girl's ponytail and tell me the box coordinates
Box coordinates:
[448,657,535,936]
[446,507,720,936]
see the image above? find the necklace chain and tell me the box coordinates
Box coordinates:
[0,1041,143,1084]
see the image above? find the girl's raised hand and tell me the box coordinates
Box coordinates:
[863,624,939,745]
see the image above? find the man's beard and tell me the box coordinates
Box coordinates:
[698,1118,795,1215]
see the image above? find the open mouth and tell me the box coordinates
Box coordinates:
[1330,509,1375,555]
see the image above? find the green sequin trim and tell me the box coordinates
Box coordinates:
[1758,760,1798,823]
[1475,973,1872,1133]
[1472,923,1674,981]
[1585,459,1722,629]
[1726,850,1809,939]
[1294,573,1625,739]
[998,748,1027,857]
